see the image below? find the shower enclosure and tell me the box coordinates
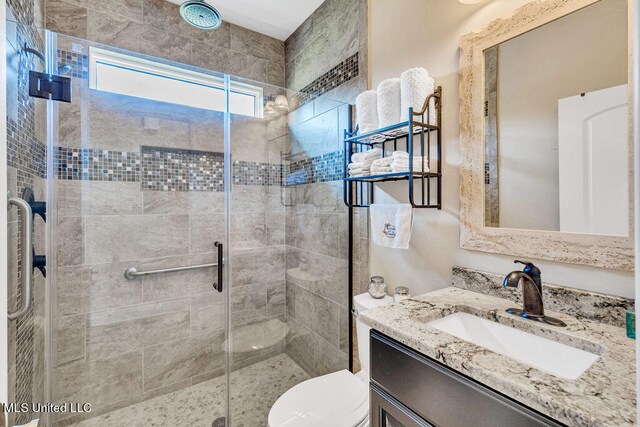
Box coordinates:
[6,20,351,426]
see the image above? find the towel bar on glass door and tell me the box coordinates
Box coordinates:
[124,262,222,280]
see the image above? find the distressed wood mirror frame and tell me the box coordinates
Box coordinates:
[459,0,635,270]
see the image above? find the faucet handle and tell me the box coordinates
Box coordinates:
[514,260,541,286]
[514,259,533,268]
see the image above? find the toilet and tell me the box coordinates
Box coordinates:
[268,292,394,427]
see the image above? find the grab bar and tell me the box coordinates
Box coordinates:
[8,197,34,321]
[124,262,222,280]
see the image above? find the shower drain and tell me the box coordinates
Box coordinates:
[212,417,226,427]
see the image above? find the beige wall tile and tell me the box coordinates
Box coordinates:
[85,214,190,263]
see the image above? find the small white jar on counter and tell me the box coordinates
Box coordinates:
[394,286,410,302]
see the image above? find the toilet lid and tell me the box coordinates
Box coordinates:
[268,370,369,427]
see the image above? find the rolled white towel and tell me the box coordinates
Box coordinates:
[377,78,401,127]
[401,68,436,125]
[355,90,379,134]
[351,148,381,163]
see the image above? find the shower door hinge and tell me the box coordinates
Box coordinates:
[29,70,72,102]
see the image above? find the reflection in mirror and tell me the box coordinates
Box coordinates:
[483,0,629,235]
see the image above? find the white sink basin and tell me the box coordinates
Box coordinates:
[427,312,599,379]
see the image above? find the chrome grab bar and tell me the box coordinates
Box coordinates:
[8,197,34,321]
[124,262,222,280]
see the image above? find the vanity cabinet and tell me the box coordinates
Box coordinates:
[370,331,565,427]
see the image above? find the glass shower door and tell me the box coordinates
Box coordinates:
[225,75,351,426]
[47,30,230,427]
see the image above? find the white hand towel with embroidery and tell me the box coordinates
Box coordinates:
[401,68,436,125]
[370,204,413,249]
[377,78,402,127]
[355,90,379,134]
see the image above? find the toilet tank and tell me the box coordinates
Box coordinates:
[354,293,394,376]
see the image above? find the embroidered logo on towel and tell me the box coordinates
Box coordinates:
[383,223,397,238]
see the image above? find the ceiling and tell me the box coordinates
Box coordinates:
[167,0,325,41]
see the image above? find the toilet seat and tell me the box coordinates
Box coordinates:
[268,370,369,427]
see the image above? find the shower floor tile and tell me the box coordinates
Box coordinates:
[66,353,309,427]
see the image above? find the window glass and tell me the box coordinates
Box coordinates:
[89,47,262,117]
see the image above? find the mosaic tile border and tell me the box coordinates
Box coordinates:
[7,119,47,183]
[286,150,344,186]
[56,147,141,182]
[142,146,224,192]
[233,160,283,187]
[55,146,345,188]
[57,49,89,79]
[292,52,359,107]
[55,146,287,190]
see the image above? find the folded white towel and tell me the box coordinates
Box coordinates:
[349,160,375,170]
[352,148,381,163]
[391,151,409,160]
[391,166,428,173]
[401,68,436,125]
[371,157,393,168]
[377,78,402,127]
[391,157,429,166]
[391,160,429,173]
[355,90,379,134]
[370,204,413,249]
[371,167,392,174]
[349,169,371,176]
[349,170,371,177]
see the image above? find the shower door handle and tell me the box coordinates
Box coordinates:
[214,241,223,292]
[8,197,34,321]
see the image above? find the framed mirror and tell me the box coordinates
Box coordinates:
[459,0,634,270]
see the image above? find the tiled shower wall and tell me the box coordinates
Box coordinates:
[44,0,286,86]
[6,1,48,425]
[284,103,352,376]
[284,0,370,375]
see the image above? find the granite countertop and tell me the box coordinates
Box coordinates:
[361,287,636,427]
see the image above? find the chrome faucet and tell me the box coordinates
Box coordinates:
[503,260,566,327]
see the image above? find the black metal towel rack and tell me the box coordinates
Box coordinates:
[343,86,442,209]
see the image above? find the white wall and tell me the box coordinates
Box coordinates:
[368,0,634,298]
